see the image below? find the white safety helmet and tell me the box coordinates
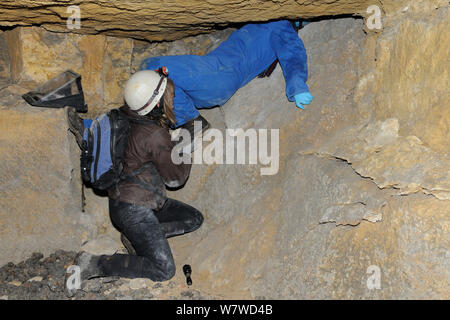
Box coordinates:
[124,69,168,116]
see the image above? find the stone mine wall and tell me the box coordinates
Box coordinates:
[2,27,235,117]
[0,0,448,299]
[0,26,239,267]
[0,0,376,41]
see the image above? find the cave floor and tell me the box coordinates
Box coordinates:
[0,250,223,300]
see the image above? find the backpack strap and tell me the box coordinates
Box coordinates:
[118,105,161,127]
[127,117,158,126]
[92,119,101,182]
[122,162,153,179]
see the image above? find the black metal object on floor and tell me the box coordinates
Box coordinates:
[183,264,192,286]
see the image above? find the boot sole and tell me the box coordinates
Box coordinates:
[66,107,84,148]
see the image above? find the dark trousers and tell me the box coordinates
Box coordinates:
[97,198,203,282]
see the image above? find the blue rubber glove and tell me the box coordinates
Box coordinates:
[295,21,311,28]
[294,92,314,110]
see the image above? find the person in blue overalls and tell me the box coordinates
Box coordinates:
[127,20,314,148]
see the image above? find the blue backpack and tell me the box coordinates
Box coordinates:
[80,108,156,191]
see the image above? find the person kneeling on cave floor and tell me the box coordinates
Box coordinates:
[65,68,203,297]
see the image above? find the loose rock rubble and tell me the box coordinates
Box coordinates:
[0,251,221,300]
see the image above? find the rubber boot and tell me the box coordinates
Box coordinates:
[64,251,104,297]
[66,106,84,148]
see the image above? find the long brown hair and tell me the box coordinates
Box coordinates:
[162,78,175,126]
[145,78,176,128]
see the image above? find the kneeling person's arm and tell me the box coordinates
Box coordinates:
[147,127,191,188]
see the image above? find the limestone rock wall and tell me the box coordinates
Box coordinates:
[0,0,448,299]
[1,1,446,41]
[4,28,133,117]
[0,0,376,41]
[0,26,235,266]
[0,92,111,265]
[3,27,234,117]
[0,32,11,89]
[0,30,114,265]
[165,7,449,299]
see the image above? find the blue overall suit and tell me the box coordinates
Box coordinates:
[140,20,309,127]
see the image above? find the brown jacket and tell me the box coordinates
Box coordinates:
[109,106,191,210]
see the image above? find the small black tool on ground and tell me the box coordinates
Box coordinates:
[183,264,192,286]
[22,70,87,113]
